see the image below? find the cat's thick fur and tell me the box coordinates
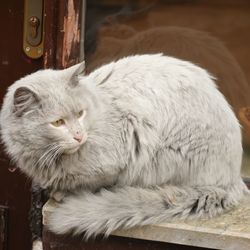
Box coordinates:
[0,54,248,237]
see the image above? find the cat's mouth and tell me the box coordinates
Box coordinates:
[64,135,87,154]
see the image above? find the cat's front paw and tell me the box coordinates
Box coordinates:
[32,239,43,250]
[50,191,66,202]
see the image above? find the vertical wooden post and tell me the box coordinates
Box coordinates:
[43,0,59,69]
[43,0,83,69]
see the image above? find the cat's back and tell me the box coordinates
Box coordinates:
[91,54,239,133]
[91,54,221,107]
[92,54,216,93]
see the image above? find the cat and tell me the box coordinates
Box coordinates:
[0,54,248,238]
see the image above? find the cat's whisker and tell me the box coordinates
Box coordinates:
[46,147,63,168]
[35,144,58,166]
[40,146,60,175]
[36,141,79,170]
[43,146,62,166]
[35,144,61,169]
[41,147,57,166]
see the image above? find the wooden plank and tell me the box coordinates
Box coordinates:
[112,197,250,250]
[43,197,250,250]
[43,0,59,69]
[43,0,83,69]
[43,229,212,250]
[0,1,43,249]
[56,0,83,69]
[0,206,8,250]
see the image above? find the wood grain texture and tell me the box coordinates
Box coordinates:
[43,0,82,69]
[0,1,43,249]
[43,229,212,250]
[43,197,250,250]
[56,0,82,69]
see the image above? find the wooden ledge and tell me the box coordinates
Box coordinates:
[43,196,250,250]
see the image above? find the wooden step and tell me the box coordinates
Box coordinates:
[42,196,250,250]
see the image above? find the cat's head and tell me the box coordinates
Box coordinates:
[0,62,101,170]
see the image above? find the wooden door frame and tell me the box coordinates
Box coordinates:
[43,0,85,69]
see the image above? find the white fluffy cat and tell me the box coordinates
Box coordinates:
[0,54,248,238]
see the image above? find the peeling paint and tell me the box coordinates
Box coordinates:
[44,51,48,67]
[62,0,81,68]
[43,0,81,69]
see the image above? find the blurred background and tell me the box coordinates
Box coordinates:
[85,0,250,179]
[0,0,250,249]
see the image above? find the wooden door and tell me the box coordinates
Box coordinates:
[0,1,83,249]
[0,1,43,250]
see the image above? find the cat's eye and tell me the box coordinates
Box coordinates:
[51,119,65,127]
[77,110,84,118]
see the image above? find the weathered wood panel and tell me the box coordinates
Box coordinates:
[42,197,250,250]
[43,229,212,250]
[0,207,8,250]
[44,0,82,69]
[0,1,43,249]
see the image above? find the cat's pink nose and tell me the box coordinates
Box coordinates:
[73,133,83,143]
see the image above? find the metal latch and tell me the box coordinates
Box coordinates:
[23,0,44,59]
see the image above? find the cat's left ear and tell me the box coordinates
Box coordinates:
[65,61,85,87]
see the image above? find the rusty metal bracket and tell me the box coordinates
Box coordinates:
[23,0,44,59]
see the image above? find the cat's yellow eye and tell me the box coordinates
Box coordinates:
[51,119,65,127]
[77,110,84,118]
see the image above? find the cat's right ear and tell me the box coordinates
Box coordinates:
[13,87,40,117]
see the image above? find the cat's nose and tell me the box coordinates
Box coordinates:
[73,133,83,143]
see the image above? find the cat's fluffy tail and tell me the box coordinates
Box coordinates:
[48,180,248,238]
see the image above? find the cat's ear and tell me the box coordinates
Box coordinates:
[65,61,85,87]
[93,62,114,85]
[13,87,40,117]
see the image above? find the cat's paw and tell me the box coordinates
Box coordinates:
[32,239,43,250]
[50,191,65,202]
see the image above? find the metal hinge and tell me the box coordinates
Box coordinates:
[23,0,44,59]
